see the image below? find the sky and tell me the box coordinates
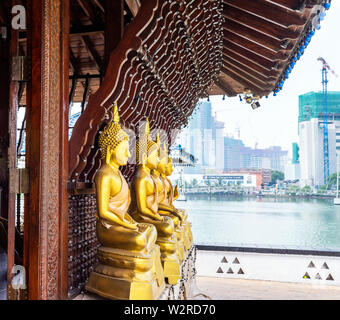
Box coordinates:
[209,1,340,158]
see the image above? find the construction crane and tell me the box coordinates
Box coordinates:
[317,57,338,184]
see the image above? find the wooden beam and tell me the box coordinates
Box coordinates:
[70,24,104,36]
[221,67,269,96]
[221,65,272,90]
[125,0,141,17]
[270,0,306,11]
[69,49,80,74]
[223,54,277,80]
[223,40,279,70]
[93,0,105,13]
[76,0,103,25]
[222,50,280,78]
[223,57,277,84]
[223,5,300,40]
[223,19,293,52]
[223,31,288,61]
[18,24,105,42]
[103,0,124,75]
[81,35,103,73]
[25,0,69,300]
[223,0,307,27]
[214,78,237,96]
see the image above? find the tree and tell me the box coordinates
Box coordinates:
[300,185,312,195]
[317,184,328,194]
[287,185,300,195]
[271,171,284,184]
[326,173,337,189]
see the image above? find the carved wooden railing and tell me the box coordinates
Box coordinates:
[68,0,223,184]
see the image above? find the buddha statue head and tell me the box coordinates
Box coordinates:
[136,118,159,170]
[165,157,174,176]
[98,104,130,168]
[156,134,168,175]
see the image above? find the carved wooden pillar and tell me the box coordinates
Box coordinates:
[25,0,69,300]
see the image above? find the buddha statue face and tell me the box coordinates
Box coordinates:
[157,155,168,174]
[99,105,130,169]
[165,158,174,176]
[107,139,131,167]
[146,146,160,170]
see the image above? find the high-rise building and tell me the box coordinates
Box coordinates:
[176,100,287,175]
[223,137,287,172]
[298,91,340,187]
[284,143,300,181]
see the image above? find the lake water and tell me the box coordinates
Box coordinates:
[177,195,340,250]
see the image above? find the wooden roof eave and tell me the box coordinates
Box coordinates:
[210,0,325,97]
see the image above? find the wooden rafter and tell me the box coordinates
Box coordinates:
[223,54,277,80]
[270,0,306,11]
[92,0,105,13]
[69,49,80,74]
[103,0,124,74]
[223,5,300,40]
[125,0,141,17]
[222,51,280,78]
[221,66,268,95]
[81,35,103,73]
[223,58,276,84]
[222,64,272,89]
[223,31,288,61]
[224,19,293,52]
[223,0,307,27]
[215,79,237,97]
[76,0,103,25]
[223,40,279,70]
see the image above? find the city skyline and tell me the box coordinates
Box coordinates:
[208,0,340,159]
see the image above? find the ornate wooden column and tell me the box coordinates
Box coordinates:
[25,0,69,300]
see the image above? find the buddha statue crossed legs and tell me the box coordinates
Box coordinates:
[85,106,165,300]
[130,120,181,285]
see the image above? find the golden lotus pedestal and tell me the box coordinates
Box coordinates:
[85,245,165,300]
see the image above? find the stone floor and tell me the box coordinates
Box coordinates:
[195,276,340,300]
[0,247,7,300]
[74,277,340,300]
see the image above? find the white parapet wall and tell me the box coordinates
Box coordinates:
[197,248,340,286]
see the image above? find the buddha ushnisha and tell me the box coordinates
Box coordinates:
[130,119,181,285]
[152,137,187,260]
[85,105,165,300]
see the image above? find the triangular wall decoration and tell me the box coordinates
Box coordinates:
[315,273,322,280]
[233,258,240,264]
[221,257,228,263]
[238,268,244,275]
[227,268,234,274]
[308,261,315,268]
[326,274,334,281]
[216,267,223,274]
[303,272,310,279]
[321,262,329,269]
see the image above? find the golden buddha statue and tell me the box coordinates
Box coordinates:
[85,105,165,300]
[130,120,181,285]
[164,157,193,249]
[153,138,187,259]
